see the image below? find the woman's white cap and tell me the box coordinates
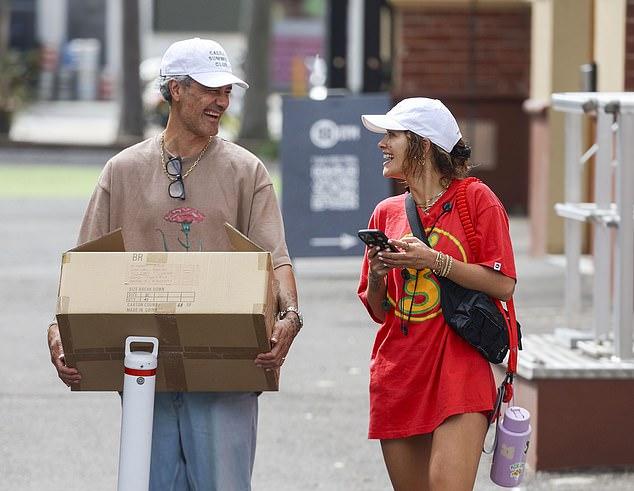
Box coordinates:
[361,97,461,152]
[160,37,249,89]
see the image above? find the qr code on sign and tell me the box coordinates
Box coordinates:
[310,155,359,212]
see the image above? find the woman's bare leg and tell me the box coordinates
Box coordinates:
[428,413,488,491]
[381,433,432,490]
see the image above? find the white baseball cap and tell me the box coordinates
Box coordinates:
[159,37,249,89]
[362,97,461,152]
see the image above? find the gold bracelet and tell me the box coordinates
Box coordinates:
[442,254,451,277]
[443,254,452,276]
[444,255,453,277]
[432,251,443,275]
[437,254,446,276]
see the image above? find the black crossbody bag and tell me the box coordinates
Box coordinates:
[404,192,521,364]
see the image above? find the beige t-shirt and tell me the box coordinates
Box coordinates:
[78,133,291,268]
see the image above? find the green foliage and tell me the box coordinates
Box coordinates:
[0,49,37,112]
[253,138,279,160]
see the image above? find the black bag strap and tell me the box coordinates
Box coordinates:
[405,193,430,247]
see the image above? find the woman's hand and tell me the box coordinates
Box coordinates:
[368,246,391,279]
[381,238,516,300]
[365,246,391,322]
[378,237,436,271]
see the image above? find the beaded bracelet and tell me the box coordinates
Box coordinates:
[440,253,448,277]
[443,255,453,277]
[432,251,453,277]
[432,251,445,276]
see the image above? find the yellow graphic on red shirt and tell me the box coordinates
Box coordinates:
[386,228,469,323]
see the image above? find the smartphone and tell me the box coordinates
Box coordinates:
[357,229,399,252]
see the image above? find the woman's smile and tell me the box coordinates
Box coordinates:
[378,130,408,178]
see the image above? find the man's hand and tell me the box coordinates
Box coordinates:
[254,264,300,370]
[254,315,299,370]
[48,323,81,387]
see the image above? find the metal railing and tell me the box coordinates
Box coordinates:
[552,92,634,361]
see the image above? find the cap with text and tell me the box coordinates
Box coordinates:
[361,97,461,152]
[159,37,249,89]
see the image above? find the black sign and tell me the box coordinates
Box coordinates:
[281,94,392,257]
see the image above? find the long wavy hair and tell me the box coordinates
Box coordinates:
[402,131,472,188]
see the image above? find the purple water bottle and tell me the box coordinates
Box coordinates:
[490,406,531,487]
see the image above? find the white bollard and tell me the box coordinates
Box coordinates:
[117,336,159,491]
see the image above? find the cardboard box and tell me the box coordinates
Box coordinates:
[56,224,278,392]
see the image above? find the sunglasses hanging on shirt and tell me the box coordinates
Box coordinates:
[159,133,214,201]
[165,156,186,200]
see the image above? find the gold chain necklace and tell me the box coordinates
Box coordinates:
[160,133,212,180]
[416,188,447,212]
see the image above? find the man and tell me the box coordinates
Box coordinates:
[47,38,302,490]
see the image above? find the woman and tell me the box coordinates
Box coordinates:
[357,98,516,490]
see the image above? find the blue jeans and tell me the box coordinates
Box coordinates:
[149,392,258,491]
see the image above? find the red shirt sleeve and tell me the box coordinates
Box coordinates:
[467,182,517,280]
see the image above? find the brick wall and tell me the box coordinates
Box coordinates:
[626,0,634,90]
[391,4,532,213]
[395,6,531,99]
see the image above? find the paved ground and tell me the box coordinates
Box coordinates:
[0,110,632,489]
[1,189,632,490]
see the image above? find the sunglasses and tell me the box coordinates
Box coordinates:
[165,156,186,200]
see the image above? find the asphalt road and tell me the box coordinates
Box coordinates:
[0,175,632,490]
[0,197,389,490]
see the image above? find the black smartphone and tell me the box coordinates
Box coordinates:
[357,229,399,252]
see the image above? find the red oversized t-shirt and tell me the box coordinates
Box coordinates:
[357,179,516,439]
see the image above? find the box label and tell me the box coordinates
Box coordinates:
[124,262,200,312]
[126,262,200,286]
[125,287,196,312]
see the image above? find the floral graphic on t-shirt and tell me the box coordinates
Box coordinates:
[156,207,205,251]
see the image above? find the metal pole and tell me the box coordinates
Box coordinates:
[105,0,122,94]
[347,0,364,94]
[614,108,634,360]
[36,0,68,100]
[592,109,614,340]
[117,336,159,491]
[563,112,583,329]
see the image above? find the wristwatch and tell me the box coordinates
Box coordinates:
[278,306,303,330]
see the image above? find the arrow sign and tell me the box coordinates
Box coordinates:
[309,233,358,250]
